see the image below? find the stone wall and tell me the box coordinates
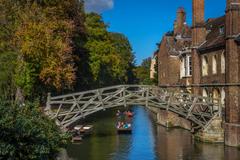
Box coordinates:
[147,106,191,130]
[147,106,224,143]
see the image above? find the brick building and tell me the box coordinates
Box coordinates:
[157,0,240,146]
[158,8,192,90]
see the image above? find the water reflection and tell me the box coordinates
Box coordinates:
[63,106,240,160]
[112,107,156,160]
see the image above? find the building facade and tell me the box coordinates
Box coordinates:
[158,7,192,90]
[157,0,240,146]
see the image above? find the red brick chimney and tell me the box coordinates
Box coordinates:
[191,0,206,94]
[225,0,240,147]
[174,7,186,35]
[192,0,205,46]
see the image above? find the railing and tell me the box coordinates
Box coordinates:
[45,85,222,131]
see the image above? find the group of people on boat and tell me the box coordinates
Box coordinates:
[116,110,134,131]
[116,110,133,118]
[116,121,131,129]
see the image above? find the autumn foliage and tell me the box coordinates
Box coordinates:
[0,0,135,99]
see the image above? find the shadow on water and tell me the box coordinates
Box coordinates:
[60,106,240,160]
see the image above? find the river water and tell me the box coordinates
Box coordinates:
[61,106,240,160]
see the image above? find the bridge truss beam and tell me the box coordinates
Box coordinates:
[45,85,222,132]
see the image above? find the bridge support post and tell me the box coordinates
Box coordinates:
[146,86,149,108]
[147,107,192,130]
[123,86,127,107]
[44,92,52,116]
[194,117,224,143]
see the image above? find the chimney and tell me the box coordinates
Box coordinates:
[226,0,240,37]
[192,0,205,46]
[192,0,205,27]
[174,7,186,35]
[191,0,206,95]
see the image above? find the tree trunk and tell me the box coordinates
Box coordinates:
[15,87,25,104]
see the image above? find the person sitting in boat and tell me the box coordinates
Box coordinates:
[126,110,133,117]
[123,123,129,129]
[116,110,121,116]
[117,121,121,129]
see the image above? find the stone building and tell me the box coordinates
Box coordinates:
[157,0,240,146]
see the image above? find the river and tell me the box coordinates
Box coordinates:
[59,106,240,160]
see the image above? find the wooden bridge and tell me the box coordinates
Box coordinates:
[45,85,222,132]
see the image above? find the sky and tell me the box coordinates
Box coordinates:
[85,0,226,65]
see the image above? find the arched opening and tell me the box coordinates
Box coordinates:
[213,88,220,111]
[202,88,208,97]
[202,88,208,102]
[212,55,217,74]
[213,88,220,100]
[221,88,225,106]
[221,52,225,74]
[202,55,208,76]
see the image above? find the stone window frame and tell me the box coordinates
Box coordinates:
[212,54,217,75]
[221,51,225,74]
[202,88,208,97]
[188,55,192,76]
[202,55,208,76]
[180,55,192,78]
[180,58,185,78]
[221,88,225,106]
[213,88,221,111]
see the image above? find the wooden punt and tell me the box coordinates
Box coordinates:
[117,127,132,134]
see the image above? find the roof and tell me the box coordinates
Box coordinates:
[198,16,226,52]
[165,36,192,56]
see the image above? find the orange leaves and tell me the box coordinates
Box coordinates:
[14,5,76,92]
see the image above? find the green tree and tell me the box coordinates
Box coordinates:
[110,32,135,84]
[0,100,69,159]
[134,57,152,85]
[84,13,124,87]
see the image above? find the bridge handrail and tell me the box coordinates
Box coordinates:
[46,85,222,131]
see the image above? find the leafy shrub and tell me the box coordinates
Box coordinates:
[0,100,70,159]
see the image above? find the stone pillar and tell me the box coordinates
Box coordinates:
[194,117,224,143]
[157,110,192,130]
[225,0,240,147]
[191,0,206,95]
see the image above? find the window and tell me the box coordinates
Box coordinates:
[188,56,192,76]
[212,55,217,74]
[221,88,225,106]
[184,56,188,76]
[180,55,192,78]
[213,89,220,100]
[202,88,208,97]
[221,51,225,74]
[213,88,220,111]
[202,56,208,76]
[180,59,185,78]
[184,55,192,76]
[219,26,225,35]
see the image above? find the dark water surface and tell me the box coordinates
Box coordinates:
[62,106,240,160]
